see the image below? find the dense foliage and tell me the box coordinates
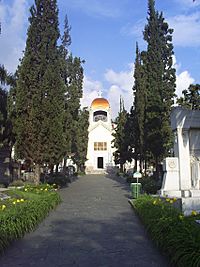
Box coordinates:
[177,84,200,110]
[132,44,146,170]
[72,108,89,172]
[126,0,176,176]
[0,185,61,253]
[112,97,131,172]
[9,1,88,181]
[59,16,88,173]
[0,65,15,147]
[14,0,65,183]
[143,0,176,171]
[132,195,200,267]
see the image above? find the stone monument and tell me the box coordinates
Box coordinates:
[160,107,200,215]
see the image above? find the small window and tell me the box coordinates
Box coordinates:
[93,111,107,122]
[94,142,107,151]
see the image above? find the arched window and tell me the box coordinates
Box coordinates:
[93,111,107,122]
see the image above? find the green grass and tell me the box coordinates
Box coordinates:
[131,195,200,267]
[0,184,61,253]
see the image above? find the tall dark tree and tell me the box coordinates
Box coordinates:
[14,0,65,183]
[112,97,130,172]
[177,84,200,110]
[72,108,89,172]
[67,55,84,153]
[132,43,146,170]
[143,0,176,175]
[59,16,87,172]
[0,65,15,147]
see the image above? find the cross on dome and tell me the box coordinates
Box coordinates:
[97,90,102,98]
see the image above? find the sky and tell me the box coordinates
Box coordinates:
[0,0,200,118]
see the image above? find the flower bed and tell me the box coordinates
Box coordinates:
[131,195,200,267]
[0,184,61,253]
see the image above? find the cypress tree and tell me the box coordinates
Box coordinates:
[59,15,87,173]
[14,0,65,183]
[132,43,146,170]
[72,108,89,172]
[112,97,129,172]
[143,0,176,175]
[0,65,15,147]
[66,55,84,155]
[59,15,72,171]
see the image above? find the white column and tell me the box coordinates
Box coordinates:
[176,128,191,190]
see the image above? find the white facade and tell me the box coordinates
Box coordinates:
[85,97,115,174]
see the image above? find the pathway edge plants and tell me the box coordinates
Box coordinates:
[0,184,61,253]
[130,195,200,267]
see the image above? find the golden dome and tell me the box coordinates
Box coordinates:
[91,98,110,109]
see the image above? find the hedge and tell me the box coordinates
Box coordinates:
[131,195,200,267]
[0,185,61,253]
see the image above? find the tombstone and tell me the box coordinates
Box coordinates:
[160,107,200,215]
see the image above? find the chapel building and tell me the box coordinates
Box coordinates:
[85,96,115,174]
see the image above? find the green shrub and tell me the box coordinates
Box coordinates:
[132,195,200,267]
[141,177,159,194]
[9,180,24,187]
[44,173,70,187]
[0,187,61,253]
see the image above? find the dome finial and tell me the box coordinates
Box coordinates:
[97,90,102,98]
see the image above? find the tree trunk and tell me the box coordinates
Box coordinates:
[63,158,67,174]
[144,159,147,177]
[34,163,41,185]
[134,158,137,172]
[49,164,54,174]
[55,163,59,174]
[155,157,159,180]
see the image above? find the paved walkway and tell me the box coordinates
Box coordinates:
[0,174,171,267]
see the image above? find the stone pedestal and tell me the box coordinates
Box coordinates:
[160,108,200,215]
[160,157,181,197]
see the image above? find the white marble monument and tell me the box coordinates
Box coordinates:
[160,107,200,215]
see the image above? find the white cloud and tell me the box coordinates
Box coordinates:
[81,64,134,119]
[176,71,195,97]
[63,0,121,18]
[175,0,200,8]
[168,12,200,47]
[121,19,145,38]
[81,76,103,108]
[105,63,134,118]
[173,55,195,97]
[0,0,28,73]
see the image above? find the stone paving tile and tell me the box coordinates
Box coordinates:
[0,174,172,267]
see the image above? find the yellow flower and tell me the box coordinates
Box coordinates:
[173,197,177,202]
[158,198,162,202]
[166,198,170,202]
[191,210,197,216]
[17,199,20,203]
[13,201,16,205]
[153,200,157,205]
[170,200,174,204]
[40,188,43,191]
[44,188,48,191]
[20,199,24,202]
[1,205,6,210]
[179,215,184,220]
[24,188,28,192]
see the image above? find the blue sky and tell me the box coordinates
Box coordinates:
[0,0,200,117]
